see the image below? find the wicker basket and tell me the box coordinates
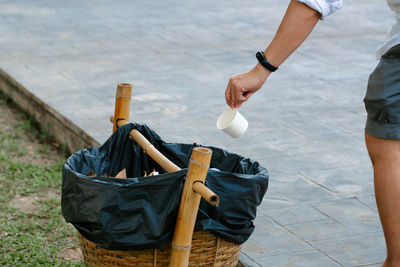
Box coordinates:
[79,231,241,267]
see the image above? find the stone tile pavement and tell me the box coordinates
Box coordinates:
[0,0,394,266]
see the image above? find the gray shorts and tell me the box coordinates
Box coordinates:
[364,44,400,139]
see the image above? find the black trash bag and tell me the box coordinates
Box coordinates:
[62,123,268,250]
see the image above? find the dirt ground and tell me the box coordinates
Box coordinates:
[0,94,83,266]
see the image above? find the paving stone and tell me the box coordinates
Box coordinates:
[260,150,364,175]
[259,174,338,213]
[356,264,383,267]
[268,133,365,156]
[302,168,374,198]
[257,250,342,267]
[285,219,353,242]
[264,205,328,226]
[310,232,386,266]
[358,195,378,212]
[238,253,262,267]
[241,213,313,260]
[313,198,382,235]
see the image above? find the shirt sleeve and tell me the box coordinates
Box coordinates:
[296,0,342,19]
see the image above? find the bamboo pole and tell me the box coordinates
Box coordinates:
[116,118,181,173]
[112,83,132,133]
[169,147,213,267]
[129,125,181,173]
[192,182,219,207]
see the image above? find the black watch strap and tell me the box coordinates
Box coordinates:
[256,51,278,72]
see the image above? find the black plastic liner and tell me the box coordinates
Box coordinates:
[62,123,268,250]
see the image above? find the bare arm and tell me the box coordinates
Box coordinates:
[225,0,321,109]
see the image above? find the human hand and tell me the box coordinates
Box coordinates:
[225,63,271,109]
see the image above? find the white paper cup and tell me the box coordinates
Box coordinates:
[216,108,248,138]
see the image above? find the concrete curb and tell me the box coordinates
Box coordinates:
[0,69,100,154]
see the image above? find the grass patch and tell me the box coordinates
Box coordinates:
[0,93,83,266]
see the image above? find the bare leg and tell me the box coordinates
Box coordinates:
[365,133,400,266]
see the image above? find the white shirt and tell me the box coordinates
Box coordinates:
[297,0,342,19]
[377,0,400,58]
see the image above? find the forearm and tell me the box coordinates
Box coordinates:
[225,0,325,109]
[263,0,321,68]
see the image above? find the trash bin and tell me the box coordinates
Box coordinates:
[62,123,269,266]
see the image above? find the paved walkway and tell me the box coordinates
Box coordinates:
[0,0,394,266]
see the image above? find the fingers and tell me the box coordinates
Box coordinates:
[225,78,235,109]
[225,84,233,108]
[243,91,253,102]
[226,73,258,109]
[234,102,242,109]
[233,92,248,109]
[232,80,248,108]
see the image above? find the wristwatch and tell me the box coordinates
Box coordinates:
[256,51,278,72]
